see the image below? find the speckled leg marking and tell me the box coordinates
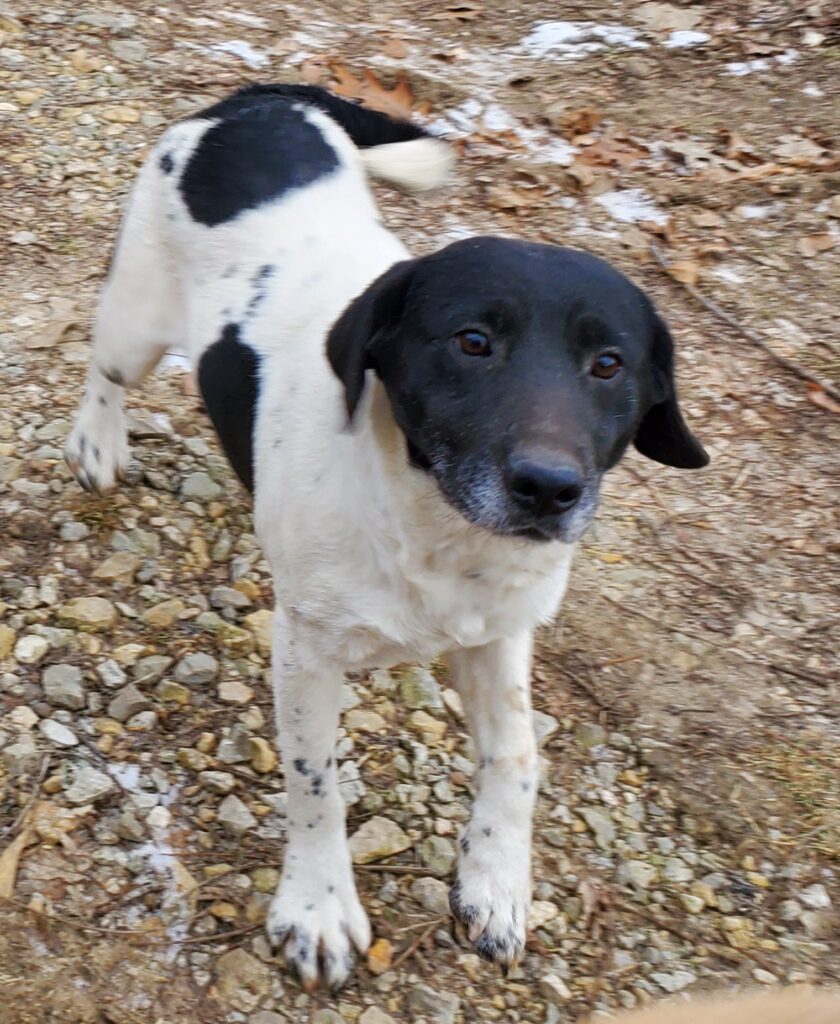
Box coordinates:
[265,609,370,990]
[445,632,538,971]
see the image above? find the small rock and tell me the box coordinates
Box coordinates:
[419,835,456,876]
[249,737,277,774]
[581,807,616,850]
[345,708,386,732]
[96,659,127,688]
[679,894,705,914]
[349,816,411,864]
[533,709,559,745]
[528,900,559,929]
[800,883,832,909]
[411,877,450,915]
[210,585,252,610]
[108,684,151,723]
[663,857,694,883]
[92,551,140,584]
[407,984,460,1024]
[39,719,79,747]
[370,669,396,694]
[651,970,697,993]
[116,808,146,841]
[218,794,257,835]
[540,973,572,1005]
[359,1009,396,1024]
[215,948,270,1012]
[142,598,185,628]
[400,667,443,709]
[156,679,191,703]
[174,652,218,685]
[753,968,779,985]
[618,860,658,890]
[312,1012,345,1024]
[576,721,607,747]
[58,597,118,631]
[219,679,254,705]
[250,1014,287,1024]
[0,624,16,660]
[217,724,253,764]
[109,39,147,62]
[178,748,211,772]
[13,634,49,665]
[42,663,86,710]
[251,867,280,893]
[64,762,116,805]
[59,521,90,542]
[199,770,236,794]
[801,910,833,938]
[366,937,394,976]
[338,760,366,806]
[442,687,464,719]
[407,709,447,742]
[181,472,223,502]
[3,734,40,775]
[242,609,272,657]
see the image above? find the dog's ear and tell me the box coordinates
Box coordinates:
[327,259,417,421]
[634,311,709,469]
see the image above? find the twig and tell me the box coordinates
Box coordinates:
[356,864,440,876]
[650,244,840,404]
[392,917,443,970]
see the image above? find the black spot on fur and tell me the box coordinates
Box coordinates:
[327,885,335,894]
[310,774,323,796]
[79,435,87,453]
[293,758,310,776]
[459,835,471,856]
[520,780,531,792]
[245,264,276,318]
[159,151,174,175]
[325,756,332,769]
[102,368,124,386]
[93,446,101,463]
[197,323,260,492]
[98,396,107,407]
[482,827,492,837]
[221,264,239,279]
[180,98,340,227]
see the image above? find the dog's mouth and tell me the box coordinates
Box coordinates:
[407,438,598,543]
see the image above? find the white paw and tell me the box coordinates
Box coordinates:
[450,833,530,970]
[65,394,129,493]
[266,853,371,991]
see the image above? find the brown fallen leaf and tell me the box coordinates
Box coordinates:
[563,107,603,138]
[798,233,835,258]
[329,65,418,120]
[806,384,840,415]
[0,827,34,899]
[578,136,648,169]
[690,209,725,228]
[668,259,701,286]
[487,184,534,211]
[383,38,409,59]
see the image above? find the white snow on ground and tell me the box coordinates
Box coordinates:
[664,30,711,48]
[594,189,668,226]
[210,39,268,68]
[521,21,648,60]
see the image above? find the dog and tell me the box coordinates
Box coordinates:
[604,988,840,1024]
[65,84,708,989]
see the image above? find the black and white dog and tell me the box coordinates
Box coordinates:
[66,85,708,989]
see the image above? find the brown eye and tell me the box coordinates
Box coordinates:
[591,352,622,379]
[455,330,492,357]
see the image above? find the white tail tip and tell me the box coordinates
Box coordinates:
[360,137,454,192]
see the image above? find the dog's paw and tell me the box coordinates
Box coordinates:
[450,848,529,971]
[266,863,371,991]
[65,396,129,493]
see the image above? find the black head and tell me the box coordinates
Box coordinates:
[328,237,708,542]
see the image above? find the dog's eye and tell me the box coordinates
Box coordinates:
[455,330,492,358]
[591,353,623,380]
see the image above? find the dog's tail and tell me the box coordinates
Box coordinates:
[232,83,453,192]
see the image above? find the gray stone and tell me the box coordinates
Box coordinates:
[358,1010,396,1024]
[419,835,456,876]
[109,39,147,62]
[210,586,251,610]
[96,658,127,688]
[576,722,607,748]
[39,718,78,747]
[199,770,236,794]
[800,883,831,909]
[217,723,253,764]
[42,663,86,710]
[410,877,450,915]
[338,760,366,806]
[59,521,89,541]
[64,763,116,805]
[400,667,443,710]
[540,973,572,1004]
[116,809,146,841]
[407,984,460,1024]
[651,970,697,993]
[663,857,694,883]
[108,684,152,723]
[3,734,40,775]
[533,709,560,745]
[581,806,616,849]
[215,948,270,1011]
[181,472,222,502]
[132,654,173,684]
[13,634,49,665]
[217,794,257,835]
[311,1011,346,1024]
[175,652,219,685]
[618,860,658,890]
[349,817,411,864]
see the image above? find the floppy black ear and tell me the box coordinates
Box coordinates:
[326,259,416,422]
[634,312,709,469]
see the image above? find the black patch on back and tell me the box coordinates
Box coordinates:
[180,98,341,227]
[159,152,174,175]
[197,324,260,492]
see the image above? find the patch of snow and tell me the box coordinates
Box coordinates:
[664,31,711,48]
[107,762,141,790]
[219,9,268,28]
[737,205,772,220]
[210,39,268,68]
[802,83,824,98]
[521,21,648,61]
[726,49,799,76]
[160,350,191,373]
[709,266,746,285]
[594,188,667,225]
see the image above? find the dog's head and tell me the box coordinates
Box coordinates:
[328,237,708,543]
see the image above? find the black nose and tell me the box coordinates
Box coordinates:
[507,457,583,516]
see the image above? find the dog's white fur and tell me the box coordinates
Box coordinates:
[66,104,575,987]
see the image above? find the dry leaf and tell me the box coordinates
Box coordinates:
[383,38,409,59]
[798,233,835,258]
[773,135,825,165]
[806,385,840,415]
[0,828,34,899]
[578,137,648,169]
[487,185,533,211]
[668,259,701,286]
[690,209,725,228]
[563,107,603,137]
[329,65,417,120]
[31,801,86,846]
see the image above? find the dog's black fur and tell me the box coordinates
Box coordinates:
[329,237,708,542]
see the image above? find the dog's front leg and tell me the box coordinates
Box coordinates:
[266,610,370,990]
[445,631,537,972]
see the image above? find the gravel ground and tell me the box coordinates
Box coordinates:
[1,1,838,1022]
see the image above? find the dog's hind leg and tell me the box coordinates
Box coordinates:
[66,161,182,492]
